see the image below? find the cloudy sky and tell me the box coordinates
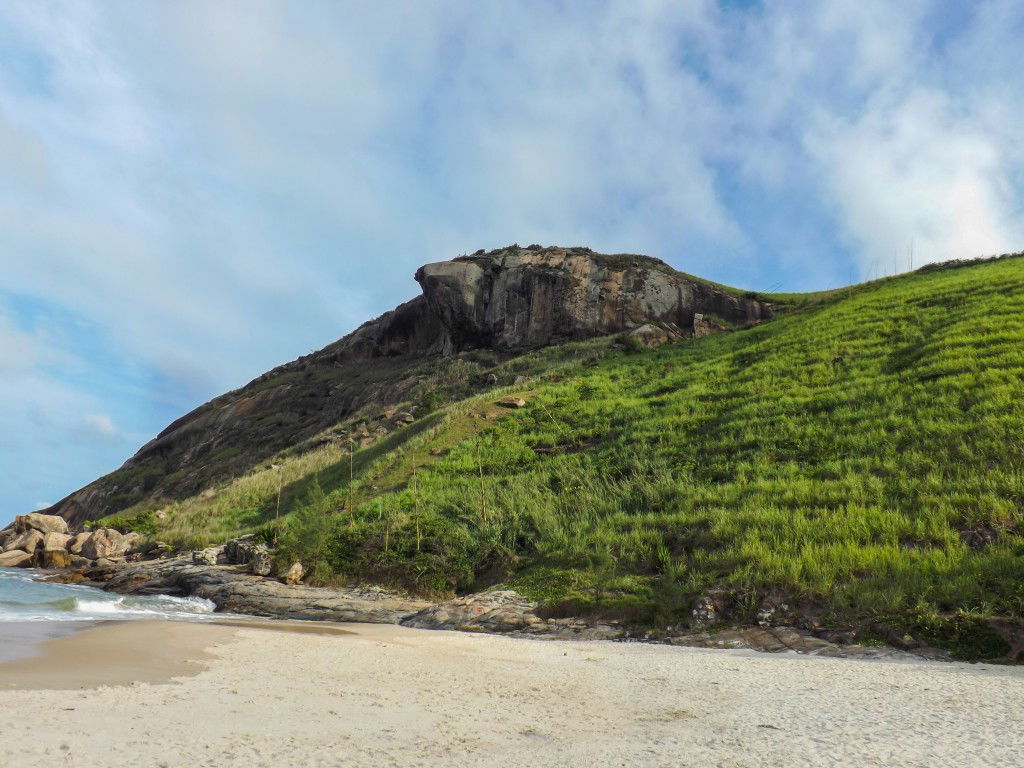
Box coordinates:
[1,0,1022,519]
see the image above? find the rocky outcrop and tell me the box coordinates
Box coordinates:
[414,247,771,351]
[38,245,773,528]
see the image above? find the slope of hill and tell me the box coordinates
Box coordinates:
[43,245,771,527]
[58,250,1024,657]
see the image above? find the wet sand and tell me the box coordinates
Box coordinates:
[0,619,1022,767]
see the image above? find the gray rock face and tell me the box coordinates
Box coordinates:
[415,247,772,351]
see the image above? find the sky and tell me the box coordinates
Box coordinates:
[1,0,1022,520]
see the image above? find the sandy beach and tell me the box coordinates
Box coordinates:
[0,620,1022,768]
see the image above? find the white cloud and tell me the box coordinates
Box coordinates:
[808,88,1022,272]
[81,412,120,440]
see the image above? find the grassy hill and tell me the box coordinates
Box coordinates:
[106,253,1024,657]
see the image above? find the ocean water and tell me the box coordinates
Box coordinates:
[0,568,215,663]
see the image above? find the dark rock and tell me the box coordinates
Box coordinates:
[224,535,259,565]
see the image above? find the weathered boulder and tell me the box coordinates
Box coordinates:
[42,532,71,552]
[628,323,680,348]
[122,532,144,551]
[497,396,527,409]
[0,550,32,568]
[39,550,72,569]
[192,547,224,566]
[81,528,128,560]
[15,513,69,536]
[7,529,44,555]
[250,549,275,577]
[68,532,92,555]
[281,561,305,585]
[224,535,260,565]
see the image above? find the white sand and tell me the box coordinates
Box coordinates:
[1,620,1022,768]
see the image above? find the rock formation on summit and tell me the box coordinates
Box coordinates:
[41,245,772,527]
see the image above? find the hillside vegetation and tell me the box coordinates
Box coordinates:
[112,254,1024,657]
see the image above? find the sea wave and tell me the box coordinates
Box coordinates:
[0,570,215,621]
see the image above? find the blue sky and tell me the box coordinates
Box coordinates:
[1,0,1022,520]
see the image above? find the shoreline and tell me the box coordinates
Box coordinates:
[0,618,1022,767]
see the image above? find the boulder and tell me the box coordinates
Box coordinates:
[0,550,32,568]
[628,323,682,348]
[42,531,71,552]
[224,535,259,565]
[69,555,93,569]
[192,546,225,566]
[250,549,275,577]
[16,513,69,535]
[122,532,144,551]
[40,550,72,569]
[81,528,128,560]
[281,561,305,585]
[68,532,92,555]
[497,396,527,409]
[8,529,44,555]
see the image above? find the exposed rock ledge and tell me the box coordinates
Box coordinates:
[52,557,944,659]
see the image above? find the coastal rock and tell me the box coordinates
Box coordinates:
[7,529,44,555]
[250,549,274,576]
[224,535,260,565]
[401,590,620,639]
[39,549,72,569]
[282,562,305,585]
[16,513,69,536]
[81,558,432,624]
[0,550,32,568]
[42,531,71,552]
[122,532,144,552]
[81,528,128,560]
[68,532,92,555]
[192,546,227,566]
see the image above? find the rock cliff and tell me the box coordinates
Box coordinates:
[42,245,772,527]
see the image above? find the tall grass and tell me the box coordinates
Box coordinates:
[134,255,1024,649]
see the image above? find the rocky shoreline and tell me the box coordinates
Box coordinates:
[0,512,966,661]
[40,555,946,661]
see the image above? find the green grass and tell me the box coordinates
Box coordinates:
[118,254,1024,656]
